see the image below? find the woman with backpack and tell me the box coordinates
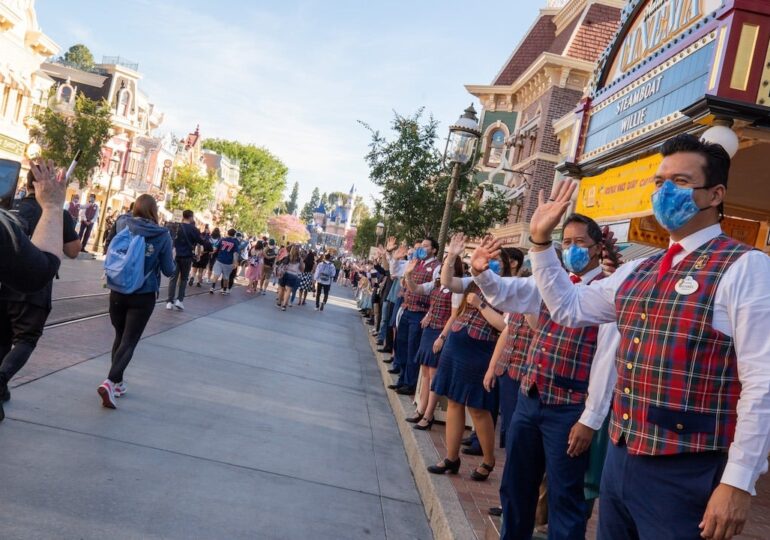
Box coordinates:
[313,253,335,311]
[98,194,175,409]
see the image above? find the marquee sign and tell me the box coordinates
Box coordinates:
[606,0,724,85]
[583,34,716,159]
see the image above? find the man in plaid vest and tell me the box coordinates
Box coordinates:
[472,214,620,540]
[528,134,770,540]
[389,238,440,395]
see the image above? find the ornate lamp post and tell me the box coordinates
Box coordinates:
[437,104,481,258]
[95,153,122,254]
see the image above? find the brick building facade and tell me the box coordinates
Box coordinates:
[465,0,623,247]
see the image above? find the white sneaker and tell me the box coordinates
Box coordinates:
[97,380,117,409]
[114,381,127,398]
[174,300,185,311]
[166,302,174,310]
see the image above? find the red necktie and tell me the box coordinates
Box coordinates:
[569,274,581,284]
[658,243,684,281]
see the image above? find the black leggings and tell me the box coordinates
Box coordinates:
[0,300,50,382]
[315,283,330,307]
[108,291,156,384]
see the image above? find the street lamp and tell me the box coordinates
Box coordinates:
[437,104,481,258]
[95,153,122,254]
[375,221,385,242]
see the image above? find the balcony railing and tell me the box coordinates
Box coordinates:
[101,56,139,72]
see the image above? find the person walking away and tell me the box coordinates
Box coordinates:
[166,209,204,311]
[278,245,302,311]
[78,193,99,252]
[0,170,80,422]
[527,134,770,540]
[314,253,335,311]
[205,227,222,283]
[244,240,264,293]
[190,227,213,287]
[259,239,278,295]
[298,250,315,305]
[209,228,240,295]
[98,194,175,409]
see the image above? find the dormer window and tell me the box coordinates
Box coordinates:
[56,80,75,105]
[487,129,506,166]
[117,83,131,117]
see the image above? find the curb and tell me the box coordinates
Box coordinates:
[361,319,478,540]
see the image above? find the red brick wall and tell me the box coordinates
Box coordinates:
[566,4,621,62]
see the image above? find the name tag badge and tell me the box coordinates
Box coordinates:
[442,287,450,294]
[675,276,699,295]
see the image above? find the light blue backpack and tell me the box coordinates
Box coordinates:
[104,227,150,293]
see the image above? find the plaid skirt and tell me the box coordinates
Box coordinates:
[299,272,314,292]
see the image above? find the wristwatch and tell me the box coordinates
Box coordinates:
[479,301,488,310]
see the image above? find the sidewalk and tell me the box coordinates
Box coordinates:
[0,282,432,539]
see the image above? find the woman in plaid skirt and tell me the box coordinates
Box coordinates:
[428,233,519,482]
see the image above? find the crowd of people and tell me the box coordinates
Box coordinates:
[360,134,770,540]
[2,133,770,540]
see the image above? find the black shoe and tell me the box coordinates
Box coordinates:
[405,411,423,423]
[413,417,434,431]
[382,357,394,364]
[488,507,502,517]
[461,435,474,447]
[377,347,392,353]
[462,445,484,456]
[387,384,401,390]
[427,457,461,475]
[470,463,495,482]
[376,340,384,346]
[0,377,8,402]
[320,303,324,311]
[387,368,400,374]
[0,401,4,422]
[396,386,415,396]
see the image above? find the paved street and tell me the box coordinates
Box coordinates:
[0,260,431,540]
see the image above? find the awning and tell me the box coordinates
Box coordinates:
[617,242,663,262]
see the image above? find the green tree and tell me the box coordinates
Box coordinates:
[320,192,329,208]
[300,187,321,222]
[166,164,215,212]
[352,215,381,257]
[61,44,95,71]
[202,139,288,234]
[31,93,112,187]
[285,181,299,215]
[361,109,508,242]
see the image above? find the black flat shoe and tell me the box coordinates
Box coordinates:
[387,368,400,374]
[382,357,394,364]
[461,435,474,447]
[488,507,502,517]
[376,340,384,346]
[427,457,461,475]
[405,411,423,423]
[413,417,434,431]
[396,386,415,395]
[470,463,495,481]
[387,384,400,390]
[377,347,392,353]
[462,446,483,456]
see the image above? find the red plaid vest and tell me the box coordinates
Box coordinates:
[451,283,502,342]
[84,203,97,221]
[426,284,453,330]
[521,273,604,406]
[611,235,752,455]
[494,313,533,381]
[402,259,437,313]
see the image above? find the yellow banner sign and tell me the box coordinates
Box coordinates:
[576,154,662,221]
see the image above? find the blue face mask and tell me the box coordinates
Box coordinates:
[563,245,592,274]
[651,180,710,232]
[488,259,502,275]
[415,247,428,260]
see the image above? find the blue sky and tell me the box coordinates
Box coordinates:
[37,0,543,209]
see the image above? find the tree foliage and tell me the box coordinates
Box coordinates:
[285,181,300,215]
[61,44,95,71]
[351,195,370,225]
[268,214,310,244]
[31,93,112,187]
[202,139,288,235]
[166,164,215,212]
[352,215,381,257]
[361,109,509,243]
[300,187,320,222]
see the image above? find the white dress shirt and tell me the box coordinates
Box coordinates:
[474,265,620,430]
[530,223,770,495]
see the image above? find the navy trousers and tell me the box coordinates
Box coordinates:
[598,442,727,540]
[498,376,520,448]
[395,309,423,388]
[500,391,588,540]
[378,300,393,342]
